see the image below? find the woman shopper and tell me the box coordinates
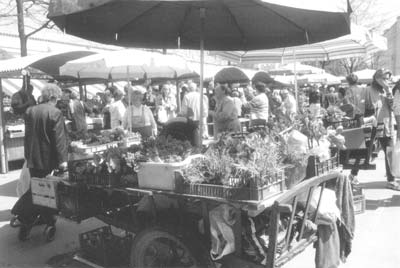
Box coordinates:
[242,82,269,126]
[211,84,241,137]
[11,83,68,241]
[122,85,157,138]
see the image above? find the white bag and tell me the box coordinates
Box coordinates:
[157,106,168,123]
[392,141,400,178]
[16,161,31,197]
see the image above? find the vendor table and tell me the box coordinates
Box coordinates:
[65,170,342,268]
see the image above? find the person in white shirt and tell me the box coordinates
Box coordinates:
[180,82,209,138]
[242,82,269,126]
[109,88,127,129]
[122,85,157,138]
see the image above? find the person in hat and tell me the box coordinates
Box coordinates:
[361,68,397,189]
[122,85,157,138]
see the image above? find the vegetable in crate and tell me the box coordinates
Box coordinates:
[183,132,283,187]
[142,135,193,163]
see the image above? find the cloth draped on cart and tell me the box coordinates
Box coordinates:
[335,173,355,262]
[313,173,355,268]
[209,204,237,260]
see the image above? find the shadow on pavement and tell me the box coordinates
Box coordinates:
[0,209,12,222]
[359,181,388,190]
[0,180,18,197]
[46,251,88,268]
[366,195,400,210]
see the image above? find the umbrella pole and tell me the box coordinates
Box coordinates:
[0,78,7,173]
[127,66,132,133]
[199,7,206,147]
[176,79,181,113]
[293,50,298,105]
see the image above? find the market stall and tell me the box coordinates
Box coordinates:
[0,50,96,173]
[23,116,355,267]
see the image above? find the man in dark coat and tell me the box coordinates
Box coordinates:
[12,83,68,241]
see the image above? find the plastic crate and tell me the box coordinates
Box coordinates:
[57,181,104,223]
[86,173,121,188]
[315,155,340,176]
[79,226,132,267]
[31,176,62,209]
[182,170,285,201]
[305,155,339,179]
[71,141,120,155]
[353,194,365,214]
[324,118,361,129]
[138,154,205,190]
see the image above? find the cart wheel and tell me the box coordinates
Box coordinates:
[44,225,56,242]
[130,227,210,268]
[10,216,21,228]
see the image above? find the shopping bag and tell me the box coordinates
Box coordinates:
[157,107,168,123]
[392,141,400,178]
[16,161,31,197]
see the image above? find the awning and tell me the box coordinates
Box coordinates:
[0,50,97,78]
[1,78,44,99]
[0,78,111,99]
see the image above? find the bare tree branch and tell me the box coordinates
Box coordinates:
[26,19,51,38]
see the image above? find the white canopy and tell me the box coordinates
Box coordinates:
[60,49,198,81]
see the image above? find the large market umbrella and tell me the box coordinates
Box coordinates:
[211,24,387,64]
[214,67,250,84]
[251,71,291,89]
[60,49,198,81]
[48,0,351,147]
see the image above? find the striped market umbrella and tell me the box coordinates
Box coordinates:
[212,24,386,65]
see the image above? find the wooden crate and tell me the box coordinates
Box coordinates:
[31,176,61,209]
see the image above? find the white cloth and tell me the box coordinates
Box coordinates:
[110,100,126,129]
[209,204,237,260]
[181,91,208,121]
[16,161,30,197]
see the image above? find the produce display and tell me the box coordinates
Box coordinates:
[69,147,139,187]
[141,135,193,163]
[183,131,284,187]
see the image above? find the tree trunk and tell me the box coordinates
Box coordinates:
[16,0,27,57]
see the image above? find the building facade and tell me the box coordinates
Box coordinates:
[383,16,400,75]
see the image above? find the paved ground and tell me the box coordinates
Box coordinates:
[0,153,399,268]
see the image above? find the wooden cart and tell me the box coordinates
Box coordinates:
[59,170,343,268]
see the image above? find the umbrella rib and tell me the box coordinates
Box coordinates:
[116,3,162,36]
[221,1,247,49]
[178,6,192,37]
[251,0,308,41]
